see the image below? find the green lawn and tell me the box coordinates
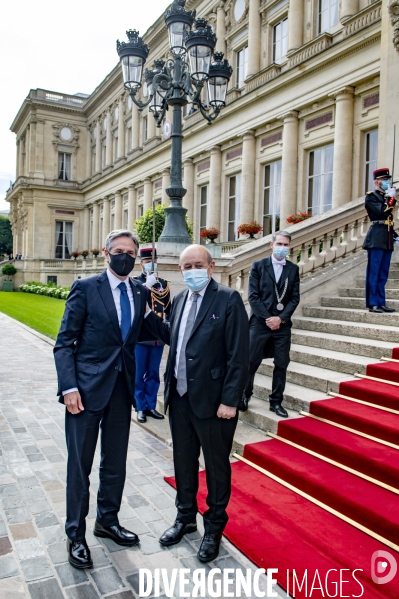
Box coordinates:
[0,292,66,339]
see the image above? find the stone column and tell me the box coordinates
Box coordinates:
[95,119,102,173]
[85,128,92,179]
[247,0,261,78]
[16,140,22,178]
[331,87,354,209]
[216,2,226,55]
[143,178,153,212]
[132,105,139,149]
[208,146,222,230]
[92,202,100,249]
[288,0,304,52]
[105,108,113,166]
[280,112,299,225]
[114,191,123,229]
[183,159,195,221]
[34,121,44,181]
[340,0,359,22]
[128,185,136,231]
[83,206,90,250]
[162,169,170,204]
[117,97,125,159]
[102,197,110,242]
[147,112,156,141]
[240,132,256,224]
[29,122,36,176]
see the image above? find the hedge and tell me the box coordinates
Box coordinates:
[19,281,70,300]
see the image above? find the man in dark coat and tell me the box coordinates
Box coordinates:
[134,248,170,423]
[144,244,249,563]
[242,231,300,418]
[363,167,398,313]
[54,230,147,569]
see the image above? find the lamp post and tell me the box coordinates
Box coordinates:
[116,0,232,246]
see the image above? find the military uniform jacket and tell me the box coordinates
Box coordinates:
[363,189,398,251]
[135,273,171,345]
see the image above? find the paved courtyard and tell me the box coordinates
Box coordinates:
[0,313,284,599]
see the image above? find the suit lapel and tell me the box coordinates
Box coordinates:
[189,279,217,339]
[97,271,121,340]
[264,257,276,284]
[278,261,292,290]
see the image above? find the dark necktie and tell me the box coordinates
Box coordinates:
[118,282,131,342]
[176,293,199,397]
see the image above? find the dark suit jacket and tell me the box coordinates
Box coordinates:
[363,189,398,250]
[53,270,147,410]
[144,278,249,419]
[248,256,300,326]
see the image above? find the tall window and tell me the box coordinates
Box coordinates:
[228,174,242,241]
[58,153,71,180]
[273,18,288,63]
[143,116,148,143]
[364,130,378,193]
[308,144,334,215]
[55,221,73,259]
[199,185,208,243]
[236,46,248,88]
[263,161,282,235]
[319,0,338,33]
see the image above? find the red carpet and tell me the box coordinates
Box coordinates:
[165,348,399,598]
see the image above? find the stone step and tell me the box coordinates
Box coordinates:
[289,344,378,375]
[292,315,399,342]
[302,305,399,327]
[258,359,352,393]
[339,287,399,299]
[238,397,300,434]
[253,372,323,412]
[355,277,399,288]
[320,296,399,310]
[291,328,396,359]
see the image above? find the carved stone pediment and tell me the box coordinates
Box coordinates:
[52,123,80,153]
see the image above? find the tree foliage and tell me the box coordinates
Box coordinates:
[0,216,12,255]
[1,264,17,277]
[134,204,193,244]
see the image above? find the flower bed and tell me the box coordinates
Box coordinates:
[19,281,70,300]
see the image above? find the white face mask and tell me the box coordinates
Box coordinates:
[144,262,157,273]
[183,267,210,292]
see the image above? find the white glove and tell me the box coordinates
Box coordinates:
[145,273,157,289]
[395,237,399,245]
[387,186,397,198]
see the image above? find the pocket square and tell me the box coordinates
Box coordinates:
[208,314,219,321]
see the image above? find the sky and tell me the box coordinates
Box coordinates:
[0,0,172,212]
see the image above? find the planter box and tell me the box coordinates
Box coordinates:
[2,281,13,292]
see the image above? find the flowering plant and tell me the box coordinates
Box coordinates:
[286,212,311,224]
[237,221,263,236]
[81,250,89,258]
[200,227,220,239]
[70,251,79,259]
[91,249,100,257]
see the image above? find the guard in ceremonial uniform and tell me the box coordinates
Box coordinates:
[363,168,398,313]
[134,248,171,423]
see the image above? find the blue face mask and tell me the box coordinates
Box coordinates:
[183,268,209,292]
[381,180,391,191]
[144,262,157,273]
[273,246,289,260]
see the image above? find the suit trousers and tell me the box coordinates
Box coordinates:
[244,316,291,405]
[169,386,238,535]
[65,373,132,541]
[366,249,392,307]
[134,343,164,411]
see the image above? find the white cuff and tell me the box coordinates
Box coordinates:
[144,309,151,318]
[63,387,78,395]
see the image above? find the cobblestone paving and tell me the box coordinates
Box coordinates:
[0,313,285,598]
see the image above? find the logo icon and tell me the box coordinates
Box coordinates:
[371,550,397,585]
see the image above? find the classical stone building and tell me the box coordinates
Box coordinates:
[5,0,399,286]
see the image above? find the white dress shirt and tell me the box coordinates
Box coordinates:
[63,269,135,395]
[174,281,210,377]
[271,255,286,283]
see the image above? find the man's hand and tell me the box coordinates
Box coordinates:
[265,316,281,330]
[64,391,84,415]
[217,404,237,419]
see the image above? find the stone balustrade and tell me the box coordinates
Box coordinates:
[342,1,382,37]
[244,65,282,94]
[287,34,333,68]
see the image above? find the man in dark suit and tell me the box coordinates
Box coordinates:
[54,230,147,569]
[242,231,300,418]
[144,244,249,562]
[363,167,398,313]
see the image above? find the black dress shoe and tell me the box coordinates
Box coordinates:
[67,538,93,569]
[270,404,289,418]
[93,521,139,547]
[197,533,222,563]
[369,306,384,313]
[137,411,146,423]
[237,394,250,412]
[159,520,197,546]
[145,409,165,419]
[380,305,396,312]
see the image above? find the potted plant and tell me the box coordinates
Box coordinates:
[81,250,89,260]
[237,221,263,239]
[286,212,311,225]
[70,251,79,260]
[91,248,100,257]
[1,263,17,292]
[200,227,220,244]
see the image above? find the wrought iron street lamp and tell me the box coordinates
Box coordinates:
[116,0,232,245]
